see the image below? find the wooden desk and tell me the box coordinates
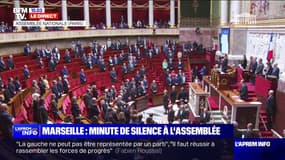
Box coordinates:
[189,82,209,117]
[135,96,148,112]
[152,93,164,106]
[203,76,262,129]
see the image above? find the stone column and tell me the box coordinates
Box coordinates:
[106,0,111,29]
[14,0,22,32]
[220,0,228,25]
[127,0,133,28]
[84,0,90,29]
[148,0,154,28]
[62,0,68,30]
[230,0,241,24]
[39,0,46,31]
[169,0,175,28]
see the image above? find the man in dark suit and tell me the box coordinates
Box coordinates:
[244,123,254,138]
[168,105,175,124]
[62,76,70,94]
[240,79,248,101]
[71,96,81,120]
[221,54,228,73]
[0,103,13,138]
[48,58,56,72]
[200,107,210,123]
[170,86,177,104]
[163,89,169,114]
[233,121,243,138]
[38,98,48,124]
[88,97,100,119]
[61,65,69,77]
[7,77,16,97]
[271,63,280,79]
[64,49,72,63]
[57,77,64,96]
[266,90,275,129]
[178,87,188,103]
[110,67,117,83]
[24,43,31,56]
[249,57,257,84]
[7,55,14,70]
[191,66,199,82]
[80,69,86,84]
[241,54,247,69]
[0,56,6,72]
[51,80,60,100]
[255,58,264,75]
[150,80,158,94]
[177,105,189,121]
[23,65,30,79]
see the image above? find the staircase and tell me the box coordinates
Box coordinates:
[209,110,225,124]
[259,109,273,138]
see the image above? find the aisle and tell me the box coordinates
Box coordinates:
[139,105,180,124]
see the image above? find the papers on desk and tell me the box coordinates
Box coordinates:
[249,101,262,105]
[231,95,244,102]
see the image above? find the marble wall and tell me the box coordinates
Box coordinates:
[179,27,219,49]
[229,28,248,55]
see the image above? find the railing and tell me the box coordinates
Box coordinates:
[180,18,211,27]
[0,28,179,44]
[7,87,31,117]
[271,129,283,138]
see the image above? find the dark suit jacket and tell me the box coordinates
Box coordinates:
[7,58,14,70]
[0,111,13,138]
[8,81,16,96]
[170,90,177,103]
[88,102,99,118]
[80,72,86,84]
[168,109,175,123]
[271,68,280,79]
[163,94,169,108]
[200,111,210,123]
[221,58,228,72]
[49,61,56,72]
[23,68,30,79]
[39,106,48,124]
[266,95,275,115]
[51,85,60,99]
[255,63,264,75]
[244,130,255,138]
[0,60,6,72]
[71,101,81,118]
[240,84,248,100]
[32,100,41,123]
[62,79,69,93]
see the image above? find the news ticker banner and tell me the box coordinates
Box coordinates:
[13,7,88,27]
[13,124,233,139]
[234,139,285,160]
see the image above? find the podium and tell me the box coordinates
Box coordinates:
[210,69,230,90]
[203,76,262,129]
[189,83,209,117]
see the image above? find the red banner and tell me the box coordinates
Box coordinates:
[29,13,59,20]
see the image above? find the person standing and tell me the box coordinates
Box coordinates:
[200,107,210,123]
[221,54,228,73]
[266,90,275,129]
[240,79,248,101]
[0,103,13,139]
[163,89,169,114]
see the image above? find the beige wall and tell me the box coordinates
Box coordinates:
[229,28,248,55]
[179,27,219,49]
